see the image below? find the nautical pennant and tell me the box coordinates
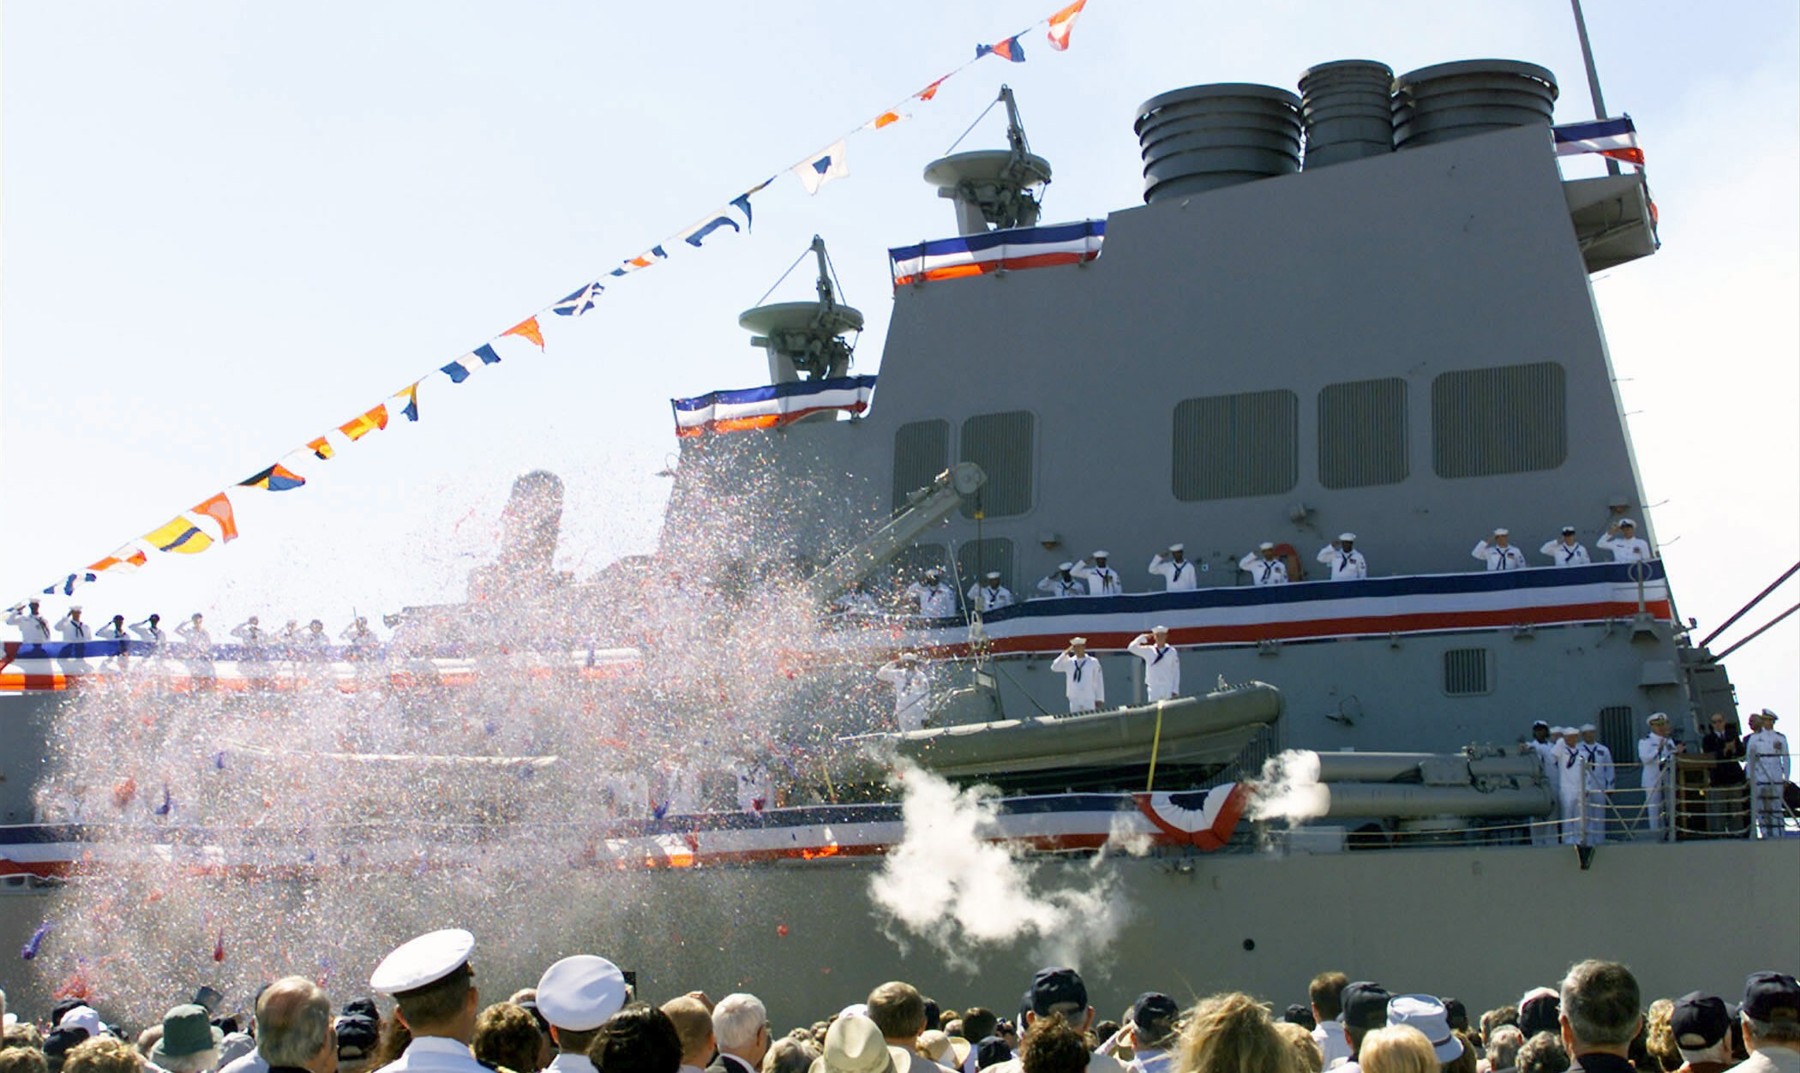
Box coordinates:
[398,382,421,422]
[88,547,149,575]
[503,317,545,350]
[1046,0,1087,51]
[241,463,307,491]
[794,141,849,195]
[307,436,336,460]
[192,492,240,542]
[976,35,1026,63]
[679,192,758,248]
[143,516,215,555]
[440,359,473,384]
[917,75,950,102]
[44,573,97,596]
[553,281,605,316]
[610,247,668,277]
[338,404,388,442]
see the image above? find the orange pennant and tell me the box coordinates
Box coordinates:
[917,76,949,102]
[504,317,545,350]
[339,404,389,442]
[191,492,240,542]
[308,436,336,460]
[871,111,903,129]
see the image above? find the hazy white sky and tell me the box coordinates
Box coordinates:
[3,1,1795,709]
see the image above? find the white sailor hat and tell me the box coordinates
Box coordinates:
[1258,542,1275,551]
[1152,625,1169,634]
[1561,526,1577,535]
[1619,518,1636,527]
[1092,550,1110,558]
[1579,723,1597,732]
[535,955,628,1031]
[1532,720,1549,729]
[1549,726,1566,736]
[985,571,1001,581]
[69,605,83,612]
[1647,712,1670,725]
[924,568,942,578]
[1493,527,1510,536]
[1069,636,1088,645]
[1168,543,1184,552]
[1561,725,1581,736]
[1339,533,1356,543]
[1057,562,1073,571]
[369,928,475,994]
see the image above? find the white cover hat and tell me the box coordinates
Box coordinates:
[1069,637,1088,645]
[985,572,1001,580]
[369,928,475,994]
[535,955,628,1030]
[1619,518,1636,526]
[1057,562,1073,571]
[1168,543,1184,552]
[1493,527,1510,536]
[1092,550,1110,558]
[1258,542,1275,551]
[1648,712,1670,725]
[1580,723,1597,732]
[1339,533,1356,542]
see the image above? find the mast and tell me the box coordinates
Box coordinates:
[1569,0,1621,176]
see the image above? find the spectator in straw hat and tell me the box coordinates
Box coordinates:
[812,1017,910,1073]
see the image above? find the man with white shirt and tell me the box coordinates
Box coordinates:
[1552,726,1586,844]
[905,570,959,618]
[1070,553,1122,596]
[1596,518,1652,563]
[1733,972,1800,1073]
[369,928,488,1073]
[1307,972,1353,1071]
[707,994,769,1073]
[1240,543,1288,586]
[1317,534,1368,581]
[1148,544,1197,591]
[1540,526,1592,567]
[869,982,943,1073]
[1036,563,1085,599]
[966,572,1014,613]
[1745,710,1791,839]
[1473,529,1529,571]
[535,955,628,1073]
[875,654,932,732]
[7,599,51,643]
[1126,628,1181,703]
[1580,724,1614,845]
[1122,994,1179,1073]
[1639,712,1684,838]
[1051,638,1105,713]
[55,607,91,643]
[1520,721,1559,844]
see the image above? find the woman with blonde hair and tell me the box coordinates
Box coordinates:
[1355,1026,1438,1073]
[1175,992,1297,1073]
[1271,1022,1323,1073]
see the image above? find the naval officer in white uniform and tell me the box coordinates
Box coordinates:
[1316,534,1368,580]
[1540,526,1591,567]
[1071,552,1122,596]
[875,653,932,732]
[1551,726,1586,844]
[7,599,51,643]
[1051,637,1105,713]
[1240,543,1288,586]
[1127,627,1181,702]
[1579,724,1614,844]
[1745,709,1790,838]
[1596,518,1652,562]
[536,954,629,1073]
[369,928,488,1073]
[1472,529,1529,571]
[967,572,1015,612]
[1638,712,1684,838]
[1148,544,1197,591]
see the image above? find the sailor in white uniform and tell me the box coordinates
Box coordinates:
[1148,544,1197,591]
[1745,709,1790,838]
[1539,526,1591,567]
[1638,712,1684,838]
[1552,726,1586,844]
[230,616,266,649]
[369,929,488,1073]
[1596,518,1652,562]
[833,581,880,616]
[1240,543,1288,586]
[535,954,629,1073]
[6,600,51,643]
[1316,534,1368,580]
[1050,637,1105,713]
[1472,529,1529,571]
[301,619,331,655]
[97,614,129,641]
[967,572,1015,613]
[875,653,932,732]
[1036,563,1085,599]
[1521,720,1558,845]
[130,614,165,647]
[1126,626,1181,702]
[176,613,213,653]
[55,607,91,643]
[1579,724,1614,844]
[1070,552,1123,596]
[905,569,959,618]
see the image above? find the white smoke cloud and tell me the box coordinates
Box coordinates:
[869,762,1130,971]
[1247,749,1329,822]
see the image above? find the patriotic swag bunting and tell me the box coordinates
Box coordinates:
[1552,116,1645,166]
[27,0,1097,603]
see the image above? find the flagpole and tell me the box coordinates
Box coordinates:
[1569,0,1620,176]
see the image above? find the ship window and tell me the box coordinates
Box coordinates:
[1319,378,1408,489]
[1172,390,1299,501]
[1442,648,1492,696]
[892,419,950,512]
[959,411,1035,518]
[1431,362,1567,478]
[956,538,1016,596]
[1598,705,1635,763]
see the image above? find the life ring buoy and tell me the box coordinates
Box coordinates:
[1270,543,1306,582]
[1133,783,1248,851]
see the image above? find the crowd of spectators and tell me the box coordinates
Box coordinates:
[3,950,1795,1073]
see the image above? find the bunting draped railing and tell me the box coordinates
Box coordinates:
[19,0,1094,608]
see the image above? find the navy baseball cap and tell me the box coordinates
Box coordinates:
[1030,968,1087,1016]
[1671,993,1730,1048]
[1743,973,1800,1023]
[1341,983,1391,1030]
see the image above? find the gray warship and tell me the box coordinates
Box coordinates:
[4,55,1797,1024]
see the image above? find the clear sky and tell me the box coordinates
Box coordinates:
[3,1,1795,710]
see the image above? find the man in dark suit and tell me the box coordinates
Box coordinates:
[706,995,768,1073]
[1703,712,1749,835]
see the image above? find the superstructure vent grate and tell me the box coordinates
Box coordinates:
[1431,361,1567,478]
[1172,390,1298,501]
[1319,377,1409,488]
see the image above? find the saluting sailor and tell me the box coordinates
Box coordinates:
[1317,534,1368,580]
[1148,544,1197,591]
[97,614,128,641]
[1036,563,1085,599]
[176,613,213,653]
[967,572,1015,613]
[129,613,165,649]
[368,928,489,1073]
[875,653,932,733]
[1552,726,1586,844]
[1051,637,1106,713]
[230,616,265,649]
[6,599,51,643]
[55,606,91,643]
[1579,724,1613,844]
[904,569,959,618]
[1127,626,1181,703]
[535,954,629,1073]
[1638,712,1684,838]
[1472,529,1529,571]
[1240,543,1289,586]
[1745,709,1790,838]
[1070,552,1123,596]
[1521,720,1558,845]
[1539,526,1591,567]
[1596,518,1652,562]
